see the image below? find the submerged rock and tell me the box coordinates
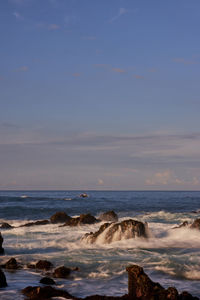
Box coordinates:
[50,212,71,224]
[62,213,99,227]
[83,219,148,244]
[99,211,118,222]
[0,268,7,288]
[53,266,71,278]
[190,218,200,230]
[0,222,14,229]
[19,220,49,227]
[2,257,21,270]
[0,233,4,255]
[40,277,56,285]
[22,285,73,300]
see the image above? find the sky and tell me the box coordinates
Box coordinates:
[1,0,200,190]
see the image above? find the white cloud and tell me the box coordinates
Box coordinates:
[109,7,129,23]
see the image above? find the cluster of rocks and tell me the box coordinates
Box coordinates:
[20,264,199,300]
[0,210,118,230]
[174,218,200,230]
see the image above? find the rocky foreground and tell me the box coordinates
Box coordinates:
[20,265,199,300]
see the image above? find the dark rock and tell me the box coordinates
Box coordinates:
[62,213,99,227]
[0,268,7,288]
[179,291,199,300]
[84,296,129,300]
[173,221,189,229]
[166,287,179,300]
[0,222,13,229]
[35,260,53,270]
[53,266,71,278]
[80,193,88,198]
[40,277,55,285]
[0,232,4,255]
[126,265,199,300]
[83,219,148,244]
[20,220,49,227]
[190,218,200,230]
[22,285,73,300]
[2,257,20,269]
[50,212,71,224]
[27,263,36,269]
[126,264,165,299]
[99,211,118,222]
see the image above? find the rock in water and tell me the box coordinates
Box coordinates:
[22,286,73,300]
[53,266,71,278]
[62,213,99,226]
[83,219,148,244]
[35,260,53,270]
[99,211,118,222]
[40,277,56,285]
[0,268,7,288]
[50,212,71,224]
[0,223,13,229]
[0,233,4,254]
[190,218,200,230]
[2,257,20,269]
[19,220,49,227]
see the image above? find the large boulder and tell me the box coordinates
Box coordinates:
[0,268,7,288]
[190,218,200,230]
[50,212,71,224]
[19,220,49,227]
[62,213,99,227]
[0,233,4,254]
[22,286,73,300]
[53,266,71,278]
[126,265,199,300]
[99,211,118,222]
[83,219,148,244]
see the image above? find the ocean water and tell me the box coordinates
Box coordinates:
[0,190,200,299]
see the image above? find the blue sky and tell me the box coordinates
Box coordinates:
[1,0,200,190]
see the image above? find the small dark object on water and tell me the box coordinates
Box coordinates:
[40,277,56,285]
[80,193,88,198]
[53,266,71,278]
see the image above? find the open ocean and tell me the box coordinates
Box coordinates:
[0,190,200,299]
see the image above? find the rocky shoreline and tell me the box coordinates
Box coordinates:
[0,211,200,299]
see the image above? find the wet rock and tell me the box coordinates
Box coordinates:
[19,220,49,227]
[0,268,7,288]
[27,260,53,270]
[22,285,73,300]
[50,212,71,224]
[53,266,71,278]
[173,221,189,229]
[99,211,118,222]
[0,222,14,229]
[126,265,199,300]
[62,213,99,227]
[0,232,4,254]
[126,264,165,299]
[179,291,199,300]
[83,219,148,244]
[33,260,53,270]
[40,277,56,285]
[2,257,20,270]
[84,296,129,300]
[190,218,200,230]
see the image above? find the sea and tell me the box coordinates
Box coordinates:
[0,190,200,299]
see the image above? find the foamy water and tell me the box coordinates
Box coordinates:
[0,191,200,299]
